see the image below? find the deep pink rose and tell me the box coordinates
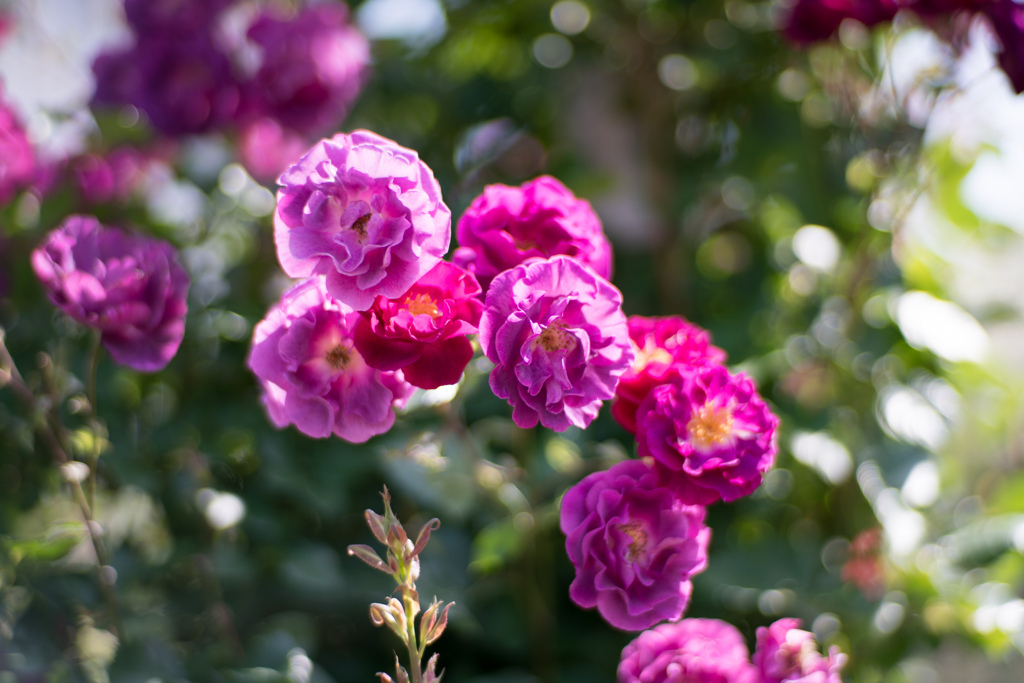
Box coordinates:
[0,86,35,205]
[754,619,847,683]
[612,315,726,434]
[248,277,414,443]
[31,215,189,372]
[618,619,760,683]
[72,148,148,205]
[780,0,898,45]
[274,130,451,311]
[560,460,710,631]
[245,3,370,135]
[452,175,613,292]
[353,261,483,390]
[479,256,633,430]
[984,3,1024,94]
[635,364,778,504]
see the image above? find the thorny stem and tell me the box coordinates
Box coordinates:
[0,332,123,638]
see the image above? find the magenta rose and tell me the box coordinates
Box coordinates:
[618,619,761,683]
[754,619,847,683]
[274,130,451,311]
[0,86,35,205]
[984,3,1024,94]
[245,3,370,135]
[452,175,613,292]
[479,255,633,431]
[560,460,710,631]
[780,0,898,45]
[612,315,726,434]
[31,215,189,372]
[635,364,778,504]
[353,261,483,390]
[248,277,414,443]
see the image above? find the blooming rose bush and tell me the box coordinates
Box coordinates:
[353,261,483,389]
[617,619,760,683]
[754,619,847,683]
[612,315,726,434]
[274,130,451,311]
[248,276,414,443]
[560,460,710,631]
[453,175,613,291]
[479,255,633,431]
[31,215,189,372]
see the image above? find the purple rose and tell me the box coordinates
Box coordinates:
[780,0,898,45]
[123,0,233,36]
[479,255,633,431]
[274,130,451,311]
[618,619,761,683]
[248,276,414,443]
[0,86,35,205]
[245,3,371,135]
[452,175,613,293]
[72,148,149,205]
[612,315,726,434]
[353,261,483,390]
[31,215,189,372]
[983,3,1024,94]
[560,460,710,631]
[754,619,847,683]
[635,364,778,504]
[92,33,241,136]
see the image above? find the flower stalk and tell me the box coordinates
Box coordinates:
[348,487,452,683]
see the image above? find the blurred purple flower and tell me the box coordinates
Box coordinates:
[72,147,149,205]
[123,0,233,35]
[245,3,370,135]
[31,215,189,372]
[754,618,847,683]
[353,261,483,390]
[248,276,414,443]
[274,130,451,311]
[560,459,710,631]
[0,86,35,205]
[92,33,241,136]
[238,117,310,184]
[983,3,1024,94]
[612,315,726,434]
[452,175,613,293]
[635,364,778,504]
[618,619,760,683]
[479,256,633,430]
[780,0,898,44]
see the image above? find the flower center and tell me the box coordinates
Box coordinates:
[687,402,734,450]
[350,213,371,240]
[616,521,648,562]
[325,344,351,371]
[536,322,576,352]
[632,339,673,372]
[405,293,441,318]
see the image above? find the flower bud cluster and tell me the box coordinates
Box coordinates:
[348,488,453,683]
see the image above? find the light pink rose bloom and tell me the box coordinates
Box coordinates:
[618,619,760,683]
[754,618,847,683]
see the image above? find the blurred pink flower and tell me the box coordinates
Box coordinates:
[635,364,778,504]
[353,261,483,389]
[237,117,310,184]
[560,459,710,631]
[0,85,35,205]
[618,619,760,683]
[274,130,451,311]
[780,0,898,44]
[248,276,414,442]
[31,215,189,372]
[479,256,632,430]
[754,618,847,683]
[453,175,612,292]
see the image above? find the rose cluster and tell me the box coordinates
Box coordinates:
[780,0,1024,93]
[92,0,370,180]
[617,618,846,683]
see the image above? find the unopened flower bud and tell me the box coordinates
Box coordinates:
[369,598,407,641]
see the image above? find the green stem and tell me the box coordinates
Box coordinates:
[86,332,102,512]
[403,589,422,683]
